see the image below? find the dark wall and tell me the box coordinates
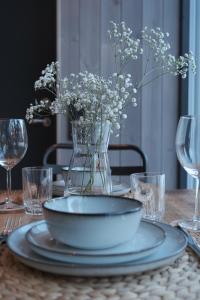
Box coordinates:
[0,1,56,189]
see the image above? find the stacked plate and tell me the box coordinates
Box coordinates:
[52,180,130,196]
[7,219,187,277]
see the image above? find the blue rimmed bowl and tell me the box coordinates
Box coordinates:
[43,195,143,250]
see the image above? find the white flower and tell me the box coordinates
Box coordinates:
[26,21,196,133]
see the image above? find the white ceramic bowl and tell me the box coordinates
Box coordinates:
[43,195,143,250]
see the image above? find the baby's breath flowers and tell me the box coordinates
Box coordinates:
[108,21,143,69]
[26,21,196,131]
[26,65,138,131]
[140,27,196,84]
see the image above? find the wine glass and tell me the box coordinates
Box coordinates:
[0,119,28,210]
[176,115,200,231]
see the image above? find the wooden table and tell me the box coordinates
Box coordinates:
[0,189,198,300]
[0,189,195,224]
[0,189,196,228]
[165,189,195,222]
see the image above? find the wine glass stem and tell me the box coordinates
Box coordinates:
[6,168,12,204]
[194,177,200,222]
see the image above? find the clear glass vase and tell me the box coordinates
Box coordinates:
[64,121,112,195]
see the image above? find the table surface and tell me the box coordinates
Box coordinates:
[0,189,194,224]
[0,189,199,300]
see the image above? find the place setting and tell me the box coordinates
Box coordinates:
[2,1,200,298]
[0,118,187,277]
[0,20,197,281]
[0,114,195,278]
[2,113,200,278]
[6,169,188,277]
[5,19,194,279]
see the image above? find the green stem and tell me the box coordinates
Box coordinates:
[137,70,170,90]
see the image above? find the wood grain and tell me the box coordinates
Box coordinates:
[165,189,195,223]
[0,189,195,229]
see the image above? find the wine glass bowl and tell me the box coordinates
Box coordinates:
[176,115,200,230]
[0,119,28,210]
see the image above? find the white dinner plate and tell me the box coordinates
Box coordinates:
[7,221,187,277]
[52,180,130,197]
[25,220,166,265]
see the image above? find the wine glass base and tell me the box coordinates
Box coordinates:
[171,219,200,232]
[0,202,24,213]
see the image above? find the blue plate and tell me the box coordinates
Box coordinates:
[7,220,187,277]
[25,220,166,265]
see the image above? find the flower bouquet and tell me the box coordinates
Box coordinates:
[26,21,195,195]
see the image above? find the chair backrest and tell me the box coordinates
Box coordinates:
[43,143,147,175]
[43,143,73,175]
[108,144,147,175]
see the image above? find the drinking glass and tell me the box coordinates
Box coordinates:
[130,172,165,221]
[0,119,28,210]
[176,115,200,231]
[22,167,52,215]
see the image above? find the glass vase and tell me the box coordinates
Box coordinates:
[64,121,112,195]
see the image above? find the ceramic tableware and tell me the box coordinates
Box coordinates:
[25,220,165,264]
[7,220,187,277]
[43,195,143,249]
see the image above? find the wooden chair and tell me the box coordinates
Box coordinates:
[43,143,147,176]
